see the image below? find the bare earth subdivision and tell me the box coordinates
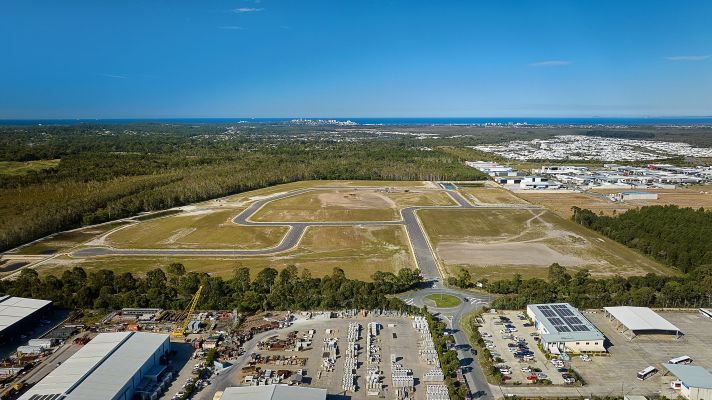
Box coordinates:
[3,180,671,284]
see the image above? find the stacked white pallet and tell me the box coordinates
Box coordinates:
[366,366,382,396]
[426,384,450,400]
[423,367,445,383]
[342,322,360,392]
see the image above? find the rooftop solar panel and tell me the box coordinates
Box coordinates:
[549,317,564,325]
[572,325,590,332]
[556,326,571,332]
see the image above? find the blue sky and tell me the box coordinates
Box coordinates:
[1,0,711,118]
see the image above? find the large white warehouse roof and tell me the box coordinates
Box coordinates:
[220,385,327,400]
[604,306,681,334]
[0,295,51,334]
[20,331,169,400]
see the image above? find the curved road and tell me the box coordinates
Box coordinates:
[70,183,541,399]
[71,186,539,286]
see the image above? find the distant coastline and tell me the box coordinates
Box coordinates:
[1,117,712,126]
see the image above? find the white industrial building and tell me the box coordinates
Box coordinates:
[603,306,682,338]
[526,303,606,353]
[20,331,170,400]
[610,191,659,202]
[665,363,712,400]
[0,295,52,342]
[218,385,327,400]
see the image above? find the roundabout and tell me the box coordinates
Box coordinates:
[425,292,462,308]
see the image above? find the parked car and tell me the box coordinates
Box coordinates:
[580,354,591,362]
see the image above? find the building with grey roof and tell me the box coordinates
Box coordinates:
[604,306,682,337]
[0,295,52,342]
[19,331,170,400]
[664,363,712,400]
[526,303,606,353]
[219,385,327,400]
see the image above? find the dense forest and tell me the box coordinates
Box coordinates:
[0,263,423,312]
[571,205,712,273]
[488,263,712,310]
[0,123,486,251]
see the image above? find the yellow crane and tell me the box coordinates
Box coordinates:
[172,285,204,337]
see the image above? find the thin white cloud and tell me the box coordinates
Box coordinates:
[665,55,710,61]
[97,73,127,79]
[529,60,572,68]
[218,25,246,30]
[233,7,263,13]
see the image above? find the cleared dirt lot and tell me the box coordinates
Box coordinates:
[235,315,435,400]
[459,186,529,205]
[252,188,454,222]
[418,208,671,281]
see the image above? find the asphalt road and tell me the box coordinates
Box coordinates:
[68,184,533,399]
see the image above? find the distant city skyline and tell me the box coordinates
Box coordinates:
[1,0,711,118]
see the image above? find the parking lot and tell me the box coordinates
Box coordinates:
[232,314,436,400]
[480,311,570,385]
[568,310,712,397]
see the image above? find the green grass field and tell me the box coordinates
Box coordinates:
[0,159,60,176]
[425,293,462,308]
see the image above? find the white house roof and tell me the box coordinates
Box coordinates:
[220,385,327,400]
[604,306,681,333]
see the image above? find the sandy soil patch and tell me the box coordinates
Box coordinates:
[437,241,589,266]
[317,191,396,209]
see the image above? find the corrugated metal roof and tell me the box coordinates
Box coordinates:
[604,306,681,333]
[0,296,51,333]
[220,385,327,400]
[528,303,605,343]
[664,363,712,389]
[19,332,169,400]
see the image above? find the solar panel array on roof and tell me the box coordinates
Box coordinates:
[28,395,64,400]
[528,303,605,343]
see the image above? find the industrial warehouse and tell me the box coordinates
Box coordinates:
[664,363,712,400]
[0,296,52,342]
[218,385,327,400]
[19,331,171,400]
[603,306,683,338]
[526,303,606,353]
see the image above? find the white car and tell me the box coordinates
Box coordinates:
[521,367,532,373]
[580,354,591,362]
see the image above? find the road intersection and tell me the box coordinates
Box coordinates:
[67,183,536,398]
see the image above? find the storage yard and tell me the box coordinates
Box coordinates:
[231,312,446,400]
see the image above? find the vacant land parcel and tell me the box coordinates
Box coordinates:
[252,188,454,222]
[105,209,288,250]
[418,208,671,280]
